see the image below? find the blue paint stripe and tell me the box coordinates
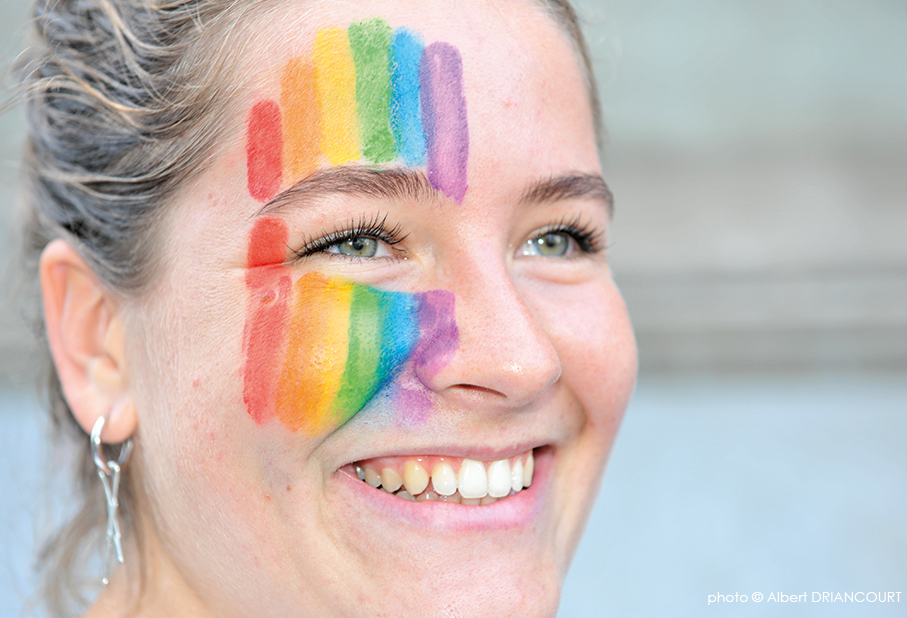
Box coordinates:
[377,289,420,382]
[389,28,426,166]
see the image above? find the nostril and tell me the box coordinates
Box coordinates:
[450,384,506,398]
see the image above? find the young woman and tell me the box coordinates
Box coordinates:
[22,0,637,615]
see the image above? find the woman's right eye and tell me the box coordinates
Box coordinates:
[322,235,395,259]
[291,215,407,262]
[326,236,378,258]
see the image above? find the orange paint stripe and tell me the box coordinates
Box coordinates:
[280,58,321,184]
[275,274,353,433]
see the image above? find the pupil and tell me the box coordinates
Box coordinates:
[540,233,567,255]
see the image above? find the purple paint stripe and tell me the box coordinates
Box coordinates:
[391,378,433,426]
[420,42,469,202]
[411,289,459,381]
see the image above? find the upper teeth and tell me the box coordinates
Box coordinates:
[431,463,457,496]
[487,459,512,498]
[458,459,488,499]
[403,462,430,495]
[354,450,535,505]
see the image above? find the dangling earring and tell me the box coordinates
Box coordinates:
[91,415,134,586]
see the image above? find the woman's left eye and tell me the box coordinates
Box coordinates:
[325,236,392,258]
[520,232,573,257]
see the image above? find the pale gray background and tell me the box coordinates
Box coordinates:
[1,0,905,616]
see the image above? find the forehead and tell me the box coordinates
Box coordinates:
[233,0,598,178]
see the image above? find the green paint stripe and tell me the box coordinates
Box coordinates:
[349,18,396,163]
[332,285,385,423]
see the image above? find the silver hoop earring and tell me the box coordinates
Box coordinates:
[91,415,133,586]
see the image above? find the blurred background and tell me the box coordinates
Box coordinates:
[1,0,905,616]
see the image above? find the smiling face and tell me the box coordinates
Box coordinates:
[117,1,637,616]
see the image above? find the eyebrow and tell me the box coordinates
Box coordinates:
[256,167,441,216]
[519,173,614,218]
[256,167,613,216]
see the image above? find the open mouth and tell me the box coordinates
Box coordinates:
[348,449,535,506]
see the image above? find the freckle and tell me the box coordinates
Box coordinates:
[286,485,292,492]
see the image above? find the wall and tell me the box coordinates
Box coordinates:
[582,0,907,373]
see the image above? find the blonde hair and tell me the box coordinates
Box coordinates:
[17,0,602,614]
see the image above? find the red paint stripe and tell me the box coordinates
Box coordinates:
[242,217,291,424]
[246,100,283,201]
[247,215,289,267]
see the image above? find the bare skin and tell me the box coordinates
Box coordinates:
[41,1,637,616]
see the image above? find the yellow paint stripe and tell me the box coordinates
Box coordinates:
[313,28,360,165]
[276,273,353,433]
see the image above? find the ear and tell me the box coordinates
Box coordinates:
[40,239,137,444]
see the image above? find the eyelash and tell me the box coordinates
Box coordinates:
[288,213,605,261]
[531,215,606,255]
[290,213,408,261]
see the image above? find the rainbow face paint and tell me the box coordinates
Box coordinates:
[242,217,459,434]
[245,18,469,202]
[242,216,292,423]
[245,101,283,202]
[389,29,426,166]
[349,19,396,163]
[314,27,360,166]
[420,42,469,203]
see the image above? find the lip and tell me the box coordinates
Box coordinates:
[330,446,553,532]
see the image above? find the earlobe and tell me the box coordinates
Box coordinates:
[40,239,137,444]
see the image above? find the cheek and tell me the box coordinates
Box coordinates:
[125,268,248,440]
[123,278,279,541]
[134,405,314,601]
[585,288,637,438]
[545,281,637,433]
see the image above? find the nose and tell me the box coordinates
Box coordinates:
[413,261,562,409]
